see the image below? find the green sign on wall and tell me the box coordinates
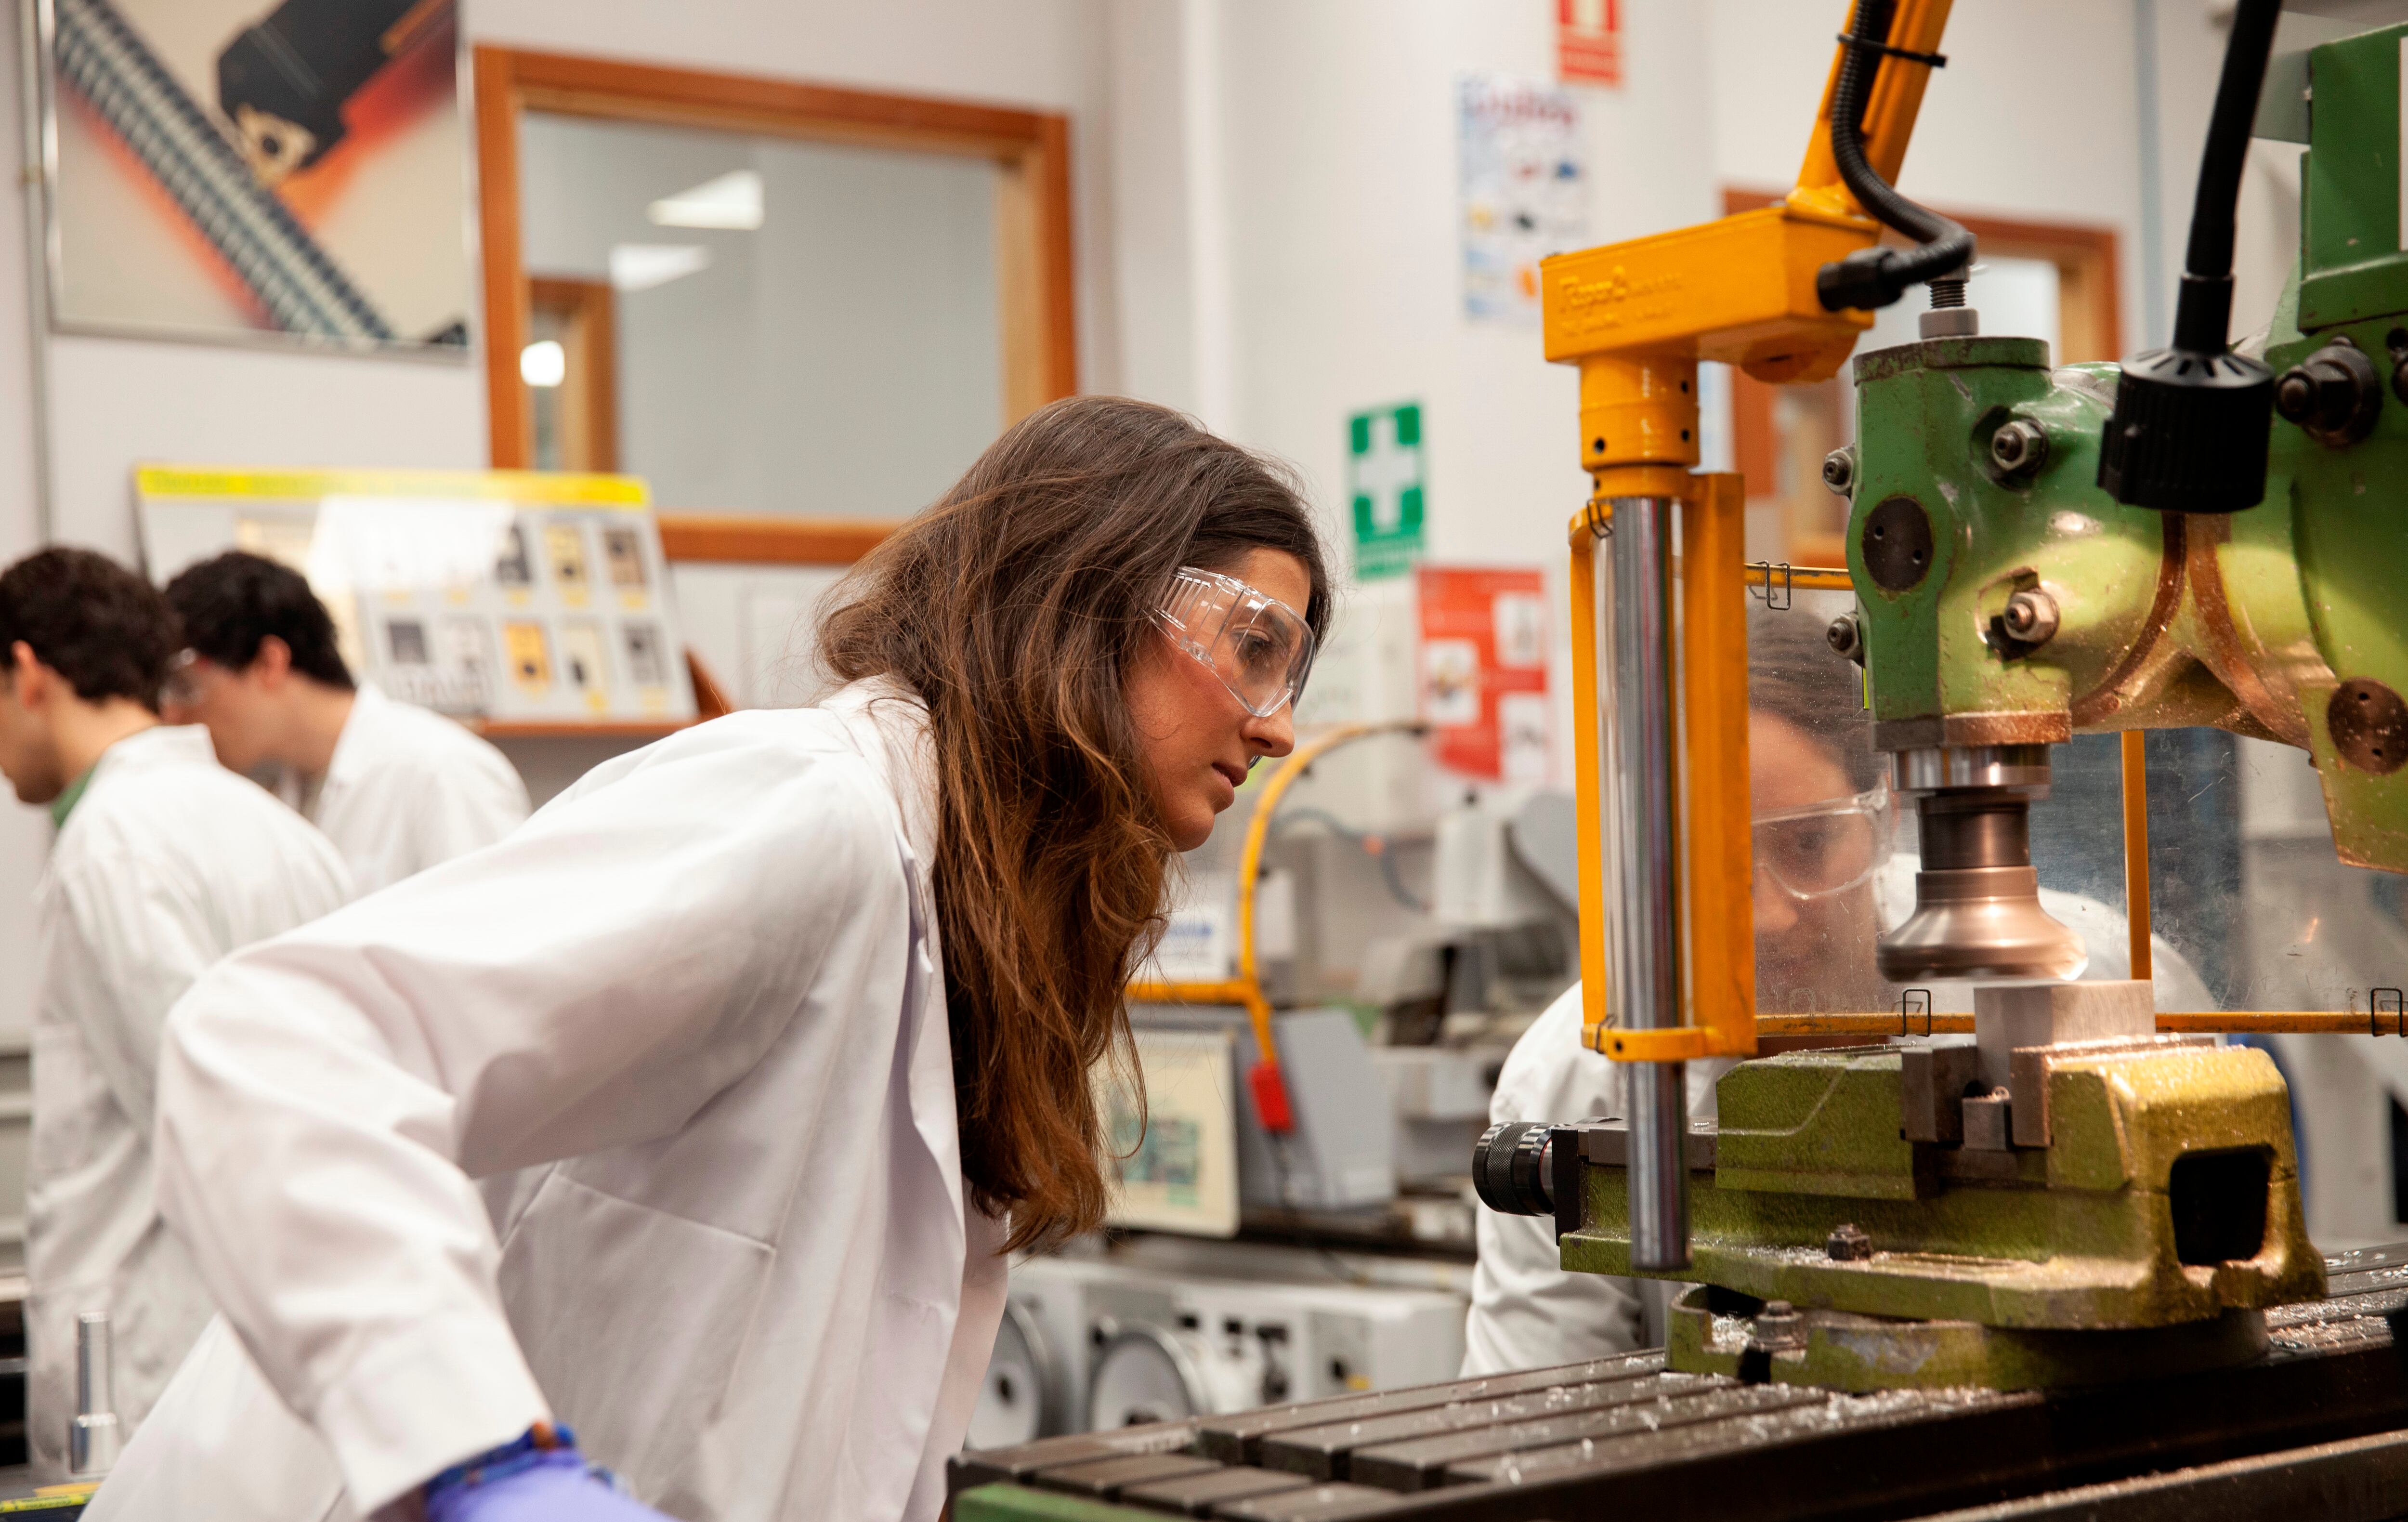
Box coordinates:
[1348,401,1425,580]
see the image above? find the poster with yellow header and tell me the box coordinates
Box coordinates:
[134,466,697,726]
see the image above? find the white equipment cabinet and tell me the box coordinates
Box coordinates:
[966,1250,1467,1450]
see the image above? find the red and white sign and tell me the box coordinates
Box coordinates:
[1418,566,1550,783]
[1558,0,1623,88]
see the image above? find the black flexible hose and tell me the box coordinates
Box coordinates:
[2171,0,2281,352]
[1814,0,1976,312]
[2091,0,2280,512]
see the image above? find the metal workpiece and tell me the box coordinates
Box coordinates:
[950,1249,2408,1522]
[1601,495,1689,1272]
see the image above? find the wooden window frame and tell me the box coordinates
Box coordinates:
[655,513,893,566]
[473,45,1078,470]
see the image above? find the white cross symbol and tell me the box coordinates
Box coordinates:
[1354,413,1420,533]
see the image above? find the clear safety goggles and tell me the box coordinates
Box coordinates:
[1752,783,1893,902]
[1152,565,1316,719]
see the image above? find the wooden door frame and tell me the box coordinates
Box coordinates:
[473,46,1078,469]
[526,276,618,471]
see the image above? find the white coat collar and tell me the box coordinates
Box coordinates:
[54,723,218,838]
[325,682,392,788]
[89,722,216,782]
[818,677,938,881]
[814,677,1012,1275]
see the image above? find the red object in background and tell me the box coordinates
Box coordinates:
[1248,1062,1295,1134]
[1418,566,1550,783]
[1558,0,1623,88]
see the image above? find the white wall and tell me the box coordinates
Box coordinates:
[1174,0,2170,787]
[471,0,1120,401]
[0,0,1118,1034]
[0,0,2339,1034]
[1156,0,1717,786]
[1709,0,2152,355]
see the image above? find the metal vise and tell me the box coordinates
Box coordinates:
[1475,982,2324,1391]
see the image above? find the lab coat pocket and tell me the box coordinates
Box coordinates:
[495,1170,773,1498]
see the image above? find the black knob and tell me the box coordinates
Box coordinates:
[1473,1122,1556,1216]
[2096,345,2274,512]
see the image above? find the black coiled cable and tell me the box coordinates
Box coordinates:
[1814,0,1975,312]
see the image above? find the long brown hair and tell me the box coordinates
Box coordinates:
[820,396,1330,1251]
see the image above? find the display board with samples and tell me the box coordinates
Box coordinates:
[135,466,699,728]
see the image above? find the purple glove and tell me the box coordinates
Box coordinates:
[424,1438,673,1522]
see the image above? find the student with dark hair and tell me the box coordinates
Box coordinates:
[162,551,529,893]
[0,547,351,1476]
[1458,611,2213,1376]
[95,398,1330,1522]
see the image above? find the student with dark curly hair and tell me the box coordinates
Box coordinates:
[163,551,530,894]
[0,547,351,1478]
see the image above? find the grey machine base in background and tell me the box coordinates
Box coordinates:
[968,1246,1469,1452]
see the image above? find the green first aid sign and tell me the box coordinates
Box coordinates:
[1348,402,1425,580]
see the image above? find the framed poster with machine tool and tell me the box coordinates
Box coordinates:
[31,0,472,352]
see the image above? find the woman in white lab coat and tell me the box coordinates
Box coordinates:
[90,397,1330,1522]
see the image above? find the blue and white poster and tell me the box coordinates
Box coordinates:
[1458,73,1588,324]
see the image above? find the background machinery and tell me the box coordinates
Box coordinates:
[954,1,2408,1515]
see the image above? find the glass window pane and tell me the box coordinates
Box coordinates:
[517,114,1005,515]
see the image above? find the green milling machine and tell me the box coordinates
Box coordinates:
[951,6,2408,1521]
[1473,7,2408,1396]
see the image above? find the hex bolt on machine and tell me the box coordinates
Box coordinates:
[951,3,2408,1517]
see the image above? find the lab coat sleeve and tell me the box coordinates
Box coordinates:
[403,750,532,872]
[1460,989,1645,1376]
[45,852,236,1136]
[151,730,908,1514]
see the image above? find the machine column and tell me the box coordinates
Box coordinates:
[1605,494,1688,1271]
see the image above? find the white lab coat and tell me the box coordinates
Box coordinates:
[90,680,1007,1522]
[1460,867,2216,1377]
[27,725,351,1475]
[299,683,531,893]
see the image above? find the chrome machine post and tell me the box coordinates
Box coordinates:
[68,1311,120,1478]
[1605,495,1688,1271]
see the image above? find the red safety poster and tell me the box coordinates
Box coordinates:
[1558,0,1622,88]
[1418,567,1550,783]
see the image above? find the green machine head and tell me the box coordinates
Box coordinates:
[1843,18,2408,982]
